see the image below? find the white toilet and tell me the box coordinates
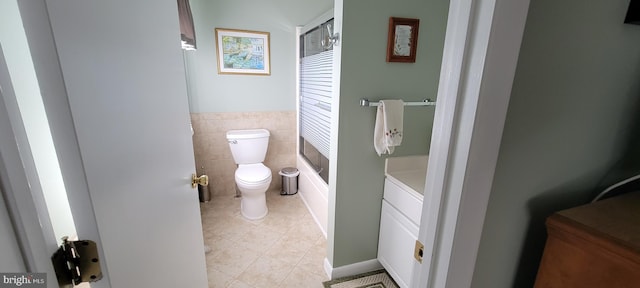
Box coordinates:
[226,129,272,220]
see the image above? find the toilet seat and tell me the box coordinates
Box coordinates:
[235,163,271,186]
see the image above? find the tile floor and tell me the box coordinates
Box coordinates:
[200,189,329,288]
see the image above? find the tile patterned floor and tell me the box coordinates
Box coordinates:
[200,189,329,288]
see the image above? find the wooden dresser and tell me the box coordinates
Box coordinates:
[534,191,640,287]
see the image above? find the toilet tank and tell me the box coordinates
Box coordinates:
[226,129,270,164]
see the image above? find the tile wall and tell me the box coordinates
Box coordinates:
[191,111,297,196]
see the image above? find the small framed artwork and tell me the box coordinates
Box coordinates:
[386,17,420,63]
[215,28,271,75]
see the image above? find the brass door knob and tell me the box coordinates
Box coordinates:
[191,174,209,188]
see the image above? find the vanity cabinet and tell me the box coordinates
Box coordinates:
[534,191,640,287]
[378,179,422,288]
[378,156,427,288]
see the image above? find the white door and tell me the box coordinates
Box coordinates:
[8,0,209,287]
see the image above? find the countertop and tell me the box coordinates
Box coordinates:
[385,155,428,197]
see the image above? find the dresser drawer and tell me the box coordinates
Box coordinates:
[383,179,423,226]
[535,191,640,287]
[378,200,418,288]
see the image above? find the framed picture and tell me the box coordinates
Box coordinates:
[386,17,420,63]
[215,28,271,75]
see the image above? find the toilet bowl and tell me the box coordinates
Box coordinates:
[235,163,271,219]
[226,129,272,220]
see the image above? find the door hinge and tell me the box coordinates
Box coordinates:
[51,237,103,287]
[414,240,424,263]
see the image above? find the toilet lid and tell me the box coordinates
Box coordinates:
[236,164,271,183]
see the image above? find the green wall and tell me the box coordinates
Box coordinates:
[184,0,332,113]
[472,0,640,287]
[331,0,449,267]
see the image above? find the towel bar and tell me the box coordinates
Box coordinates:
[359,98,436,107]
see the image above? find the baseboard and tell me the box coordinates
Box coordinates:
[323,257,333,279]
[324,257,383,280]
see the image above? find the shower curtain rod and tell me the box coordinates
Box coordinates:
[359,98,436,107]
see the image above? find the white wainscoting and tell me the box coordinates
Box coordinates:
[297,155,328,237]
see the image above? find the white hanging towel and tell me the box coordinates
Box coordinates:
[374,99,404,156]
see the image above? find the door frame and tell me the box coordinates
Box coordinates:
[414,0,531,287]
[3,0,532,287]
[13,1,113,286]
[0,44,59,285]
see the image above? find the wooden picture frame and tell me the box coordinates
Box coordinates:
[386,17,420,63]
[215,28,271,75]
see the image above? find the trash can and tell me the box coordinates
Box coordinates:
[279,167,300,195]
[198,184,211,202]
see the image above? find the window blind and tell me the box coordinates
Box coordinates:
[300,50,333,158]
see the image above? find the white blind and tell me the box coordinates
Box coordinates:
[300,50,333,158]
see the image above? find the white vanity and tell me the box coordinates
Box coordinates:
[378,155,427,288]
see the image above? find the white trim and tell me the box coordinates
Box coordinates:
[324,257,383,280]
[296,26,302,162]
[440,1,530,286]
[414,0,531,287]
[324,257,333,279]
[0,45,58,284]
[326,0,344,268]
[414,0,474,285]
